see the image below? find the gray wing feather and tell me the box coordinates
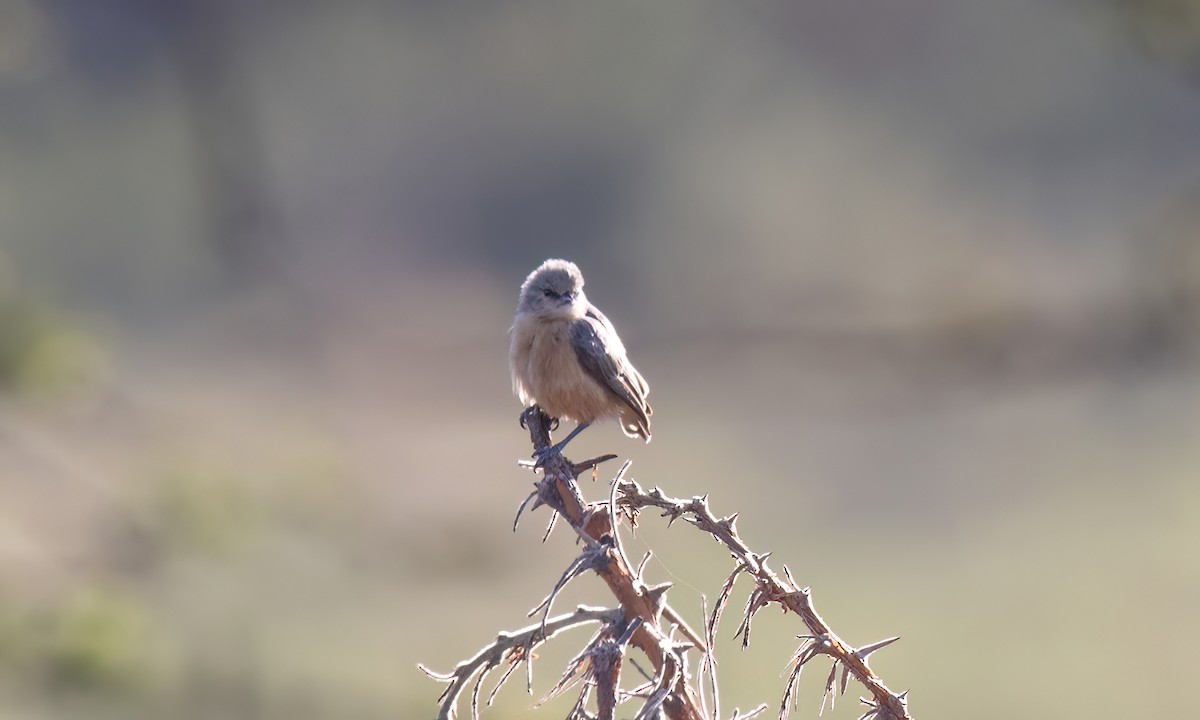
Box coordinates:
[570,308,652,436]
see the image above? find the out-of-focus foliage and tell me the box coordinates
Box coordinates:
[0,257,104,402]
[43,586,151,694]
[0,584,153,703]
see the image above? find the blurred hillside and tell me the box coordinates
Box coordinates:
[1,1,1199,718]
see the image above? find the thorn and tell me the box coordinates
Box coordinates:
[616,616,643,647]
[855,706,880,720]
[855,636,901,663]
[541,511,558,543]
[785,639,817,669]
[634,551,652,581]
[571,454,618,475]
[782,563,798,590]
[416,663,453,681]
[745,551,771,573]
[512,488,543,532]
[732,702,769,719]
[820,661,838,715]
[644,581,673,609]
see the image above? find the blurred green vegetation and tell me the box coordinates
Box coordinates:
[0,584,152,702]
[148,459,260,558]
[43,586,151,694]
[0,261,104,403]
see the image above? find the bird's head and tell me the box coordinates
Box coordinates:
[518,259,587,319]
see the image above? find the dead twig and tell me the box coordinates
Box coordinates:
[419,605,624,720]
[425,406,913,720]
[616,480,911,719]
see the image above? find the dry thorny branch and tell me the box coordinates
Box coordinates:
[421,408,913,720]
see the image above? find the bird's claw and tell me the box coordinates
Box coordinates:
[519,406,560,432]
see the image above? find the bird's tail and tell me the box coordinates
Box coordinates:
[620,407,652,443]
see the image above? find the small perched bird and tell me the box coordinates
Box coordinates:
[510,259,652,461]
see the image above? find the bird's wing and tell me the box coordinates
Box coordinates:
[570,308,652,430]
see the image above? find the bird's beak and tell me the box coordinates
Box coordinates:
[558,292,576,305]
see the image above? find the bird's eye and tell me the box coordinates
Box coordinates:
[542,288,555,298]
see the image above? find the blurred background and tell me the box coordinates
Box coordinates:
[1,1,1199,718]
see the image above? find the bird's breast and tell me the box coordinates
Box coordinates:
[509,315,614,424]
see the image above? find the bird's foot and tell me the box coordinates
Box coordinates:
[518,406,560,432]
[532,441,568,470]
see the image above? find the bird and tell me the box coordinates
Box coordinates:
[510,259,652,463]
